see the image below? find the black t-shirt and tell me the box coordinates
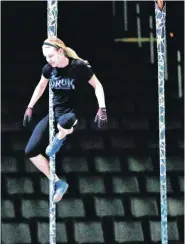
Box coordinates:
[42,58,94,117]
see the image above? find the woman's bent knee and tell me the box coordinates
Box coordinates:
[58,113,77,129]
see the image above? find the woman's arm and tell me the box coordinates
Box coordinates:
[88,74,106,108]
[28,75,49,108]
[88,74,107,128]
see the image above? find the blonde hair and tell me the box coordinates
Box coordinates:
[43,37,88,63]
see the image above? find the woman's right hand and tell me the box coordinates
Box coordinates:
[23,107,33,127]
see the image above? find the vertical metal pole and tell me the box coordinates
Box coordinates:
[149,16,155,64]
[177,50,183,98]
[112,0,116,16]
[154,1,168,244]
[136,4,142,47]
[123,1,128,31]
[47,0,58,243]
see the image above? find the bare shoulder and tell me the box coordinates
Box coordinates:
[38,75,49,89]
[88,74,100,87]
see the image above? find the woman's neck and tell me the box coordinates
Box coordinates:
[58,56,69,68]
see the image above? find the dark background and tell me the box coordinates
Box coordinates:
[2,1,184,244]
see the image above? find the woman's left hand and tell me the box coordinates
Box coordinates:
[94,108,108,128]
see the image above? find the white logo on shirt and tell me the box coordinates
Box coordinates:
[49,68,75,90]
[50,77,75,90]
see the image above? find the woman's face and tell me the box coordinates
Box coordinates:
[42,46,65,67]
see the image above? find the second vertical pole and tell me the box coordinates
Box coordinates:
[154,1,168,243]
[47,1,58,243]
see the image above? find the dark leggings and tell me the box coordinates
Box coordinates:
[25,112,77,158]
